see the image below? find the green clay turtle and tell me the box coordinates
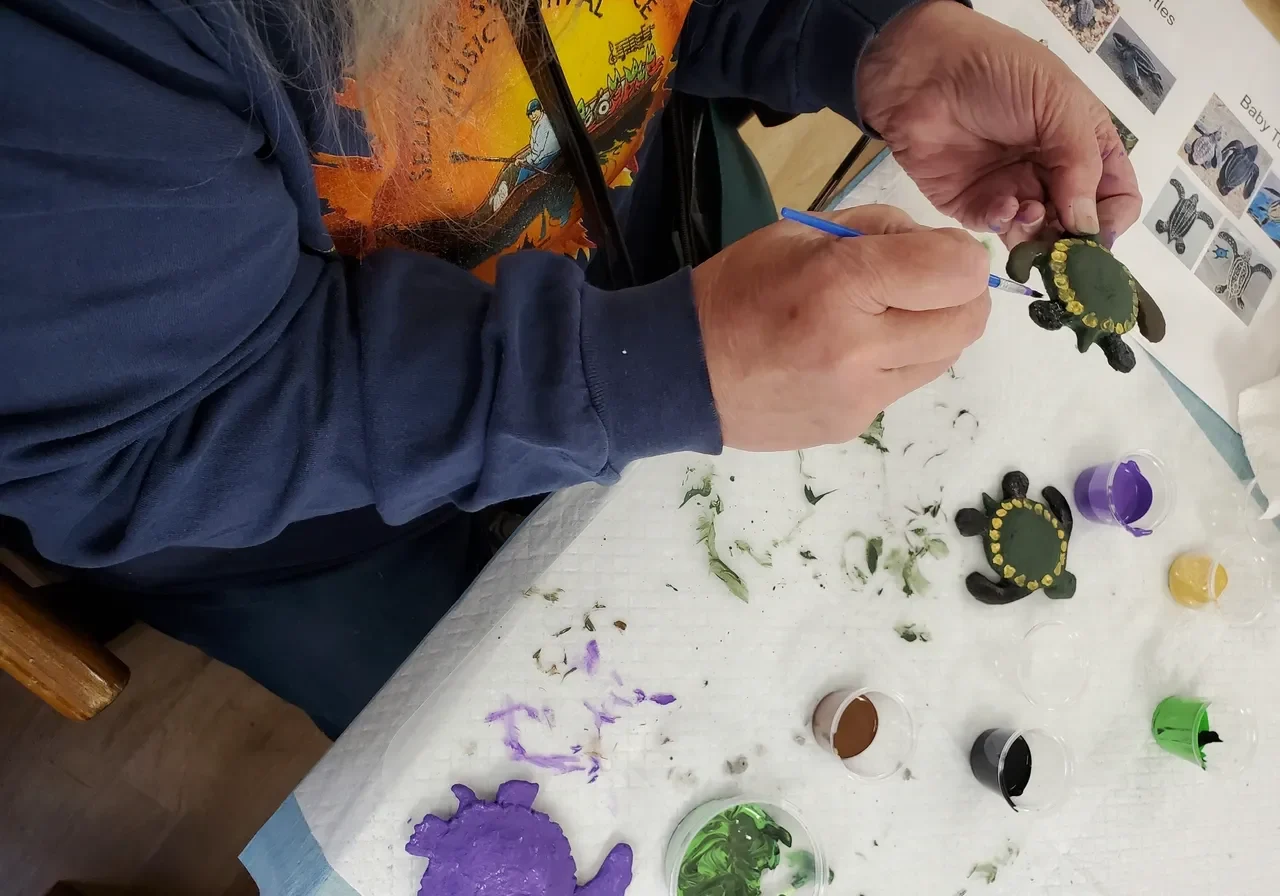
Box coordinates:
[956,471,1076,605]
[1007,235,1166,373]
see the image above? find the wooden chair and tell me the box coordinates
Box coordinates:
[0,552,129,720]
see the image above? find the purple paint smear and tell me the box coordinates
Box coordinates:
[406,780,632,896]
[484,668,678,783]
[582,640,601,676]
[584,701,619,736]
[488,701,586,773]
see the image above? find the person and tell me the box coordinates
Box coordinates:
[0,0,1140,737]
[516,99,561,185]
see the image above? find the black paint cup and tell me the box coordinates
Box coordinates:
[969,727,1072,812]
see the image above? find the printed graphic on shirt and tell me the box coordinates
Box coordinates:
[313,0,692,282]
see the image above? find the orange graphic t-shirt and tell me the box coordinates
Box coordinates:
[313,0,694,284]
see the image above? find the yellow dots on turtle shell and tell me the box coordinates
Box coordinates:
[1042,574,1054,587]
[1058,530,1066,540]
[1054,562,1064,576]
[1001,502,1013,511]
[1028,581,1040,591]
[1102,319,1115,333]
[1066,300,1084,315]
[1003,565,1017,579]
[992,518,1003,530]
[1012,499,1024,508]
[995,508,1007,518]
[1082,312,1099,328]
[989,529,1001,541]
[1114,322,1127,335]
[1050,259,1066,274]
[1014,574,1027,587]
[1053,274,1070,290]
[993,554,1004,566]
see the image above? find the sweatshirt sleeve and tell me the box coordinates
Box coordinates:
[0,3,721,569]
[673,0,968,129]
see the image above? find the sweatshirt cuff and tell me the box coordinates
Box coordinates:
[580,268,723,473]
[799,0,972,132]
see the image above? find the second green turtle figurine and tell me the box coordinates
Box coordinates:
[1006,235,1166,373]
[956,471,1076,605]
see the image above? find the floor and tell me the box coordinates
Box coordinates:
[0,110,853,896]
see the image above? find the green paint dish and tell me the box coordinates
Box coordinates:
[664,797,826,896]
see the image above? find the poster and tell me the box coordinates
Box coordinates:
[973,0,1280,428]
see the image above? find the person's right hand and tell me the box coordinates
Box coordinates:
[693,205,991,451]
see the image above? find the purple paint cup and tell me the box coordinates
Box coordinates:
[1074,450,1174,537]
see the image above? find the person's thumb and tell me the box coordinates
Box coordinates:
[1039,106,1105,236]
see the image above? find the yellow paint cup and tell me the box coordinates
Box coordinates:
[1167,542,1272,625]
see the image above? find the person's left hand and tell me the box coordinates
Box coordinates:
[856,0,1142,249]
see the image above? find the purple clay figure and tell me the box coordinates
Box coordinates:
[406,780,633,896]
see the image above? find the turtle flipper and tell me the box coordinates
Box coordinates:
[1099,333,1135,373]
[966,572,1030,605]
[1006,240,1055,283]
[1029,299,1066,331]
[1135,282,1166,342]
[1045,570,1077,600]
[1245,166,1260,198]
[956,507,987,537]
[496,780,539,808]
[1002,471,1029,500]
[1042,486,1073,537]
[1195,210,1213,231]
[575,843,633,896]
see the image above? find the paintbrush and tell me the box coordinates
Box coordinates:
[780,207,1045,298]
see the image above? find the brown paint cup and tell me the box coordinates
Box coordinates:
[811,687,916,780]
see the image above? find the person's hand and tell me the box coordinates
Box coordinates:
[693,205,991,451]
[857,0,1142,248]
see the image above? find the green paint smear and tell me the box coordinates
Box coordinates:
[1152,697,1212,768]
[678,804,793,896]
[697,497,748,602]
[859,411,889,453]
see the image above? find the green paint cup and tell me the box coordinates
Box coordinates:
[664,797,827,896]
[1151,696,1257,774]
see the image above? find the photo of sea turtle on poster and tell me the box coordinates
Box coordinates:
[1144,171,1217,268]
[1179,95,1274,217]
[1247,172,1280,250]
[1041,0,1119,52]
[1195,223,1275,325]
[1097,19,1175,113]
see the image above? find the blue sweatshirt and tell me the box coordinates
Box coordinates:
[0,0,923,584]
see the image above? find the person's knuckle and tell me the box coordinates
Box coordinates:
[959,295,992,344]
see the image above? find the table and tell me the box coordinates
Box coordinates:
[243,162,1278,896]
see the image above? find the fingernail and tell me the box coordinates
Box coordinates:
[1015,205,1044,225]
[989,223,1004,233]
[1102,229,1118,249]
[1072,197,1100,235]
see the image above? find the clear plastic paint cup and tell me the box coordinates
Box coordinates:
[1016,621,1091,709]
[664,797,827,896]
[969,727,1073,812]
[1167,540,1272,626]
[1073,450,1174,536]
[811,687,916,780]
[1151,696,1257,775]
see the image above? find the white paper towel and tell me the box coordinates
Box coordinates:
[270,159,1280,896]
[1238,375,1280,519]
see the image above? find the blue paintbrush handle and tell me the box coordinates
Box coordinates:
[779,207,1042,298]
